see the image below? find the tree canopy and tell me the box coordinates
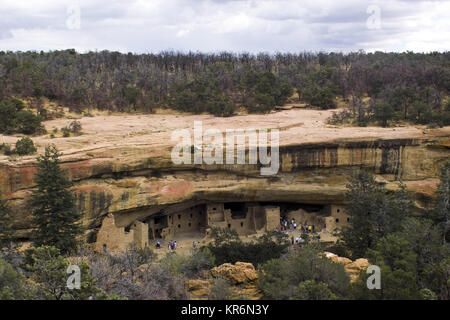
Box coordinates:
[1,50,449,123]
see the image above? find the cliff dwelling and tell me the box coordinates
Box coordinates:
[2,108,448,254]
[93,201,350,252]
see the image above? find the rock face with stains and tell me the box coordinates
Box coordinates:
[0,110,449,243]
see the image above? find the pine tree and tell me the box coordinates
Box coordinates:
[30,145,83,253]
[340,170,383,258]
[340,170,410,258]
[433,161,450,243]
[0,193,13,248]
[24,246,99,300]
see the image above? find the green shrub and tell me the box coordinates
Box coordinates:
[15,137,37,155]
[259,244,350,299]
[15,110,42,135]
[160,252,189,275]
[62,127,71,137]
[180,247,216,276]
[208,277,233,300]
[0,257,30,299]
[160,248,215,277]
[301,86,336,109]
[169,72,237,117]
[39,108,51,120]
[0,144,13,155]
[241,70,292,113]
[69,120,82,134]
[23,246,100,300]
[373,102,394,127]
[207,228,289,267]
[0,98,42,135]
[292,280,337,300]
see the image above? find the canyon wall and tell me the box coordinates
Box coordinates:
[1,135,449,242]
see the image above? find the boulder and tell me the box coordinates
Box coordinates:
[324,252,370,282]
[186,279,210,298]
[210,262,258,284]
[186,262,263,300]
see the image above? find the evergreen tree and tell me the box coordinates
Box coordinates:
[340,170,383,258]
[373,102,394,127]
[351,234,423,300]
[399,217,449,300]
[23,246,99,300]
[292,280,337,300]
[433,161,450,244]
[259,244,349,300]
[0,257,31,300]
[0,193,13,248]
[340,170,411,258]
[30,145,83,253]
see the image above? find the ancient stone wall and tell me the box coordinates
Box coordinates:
[94,214,147,252]
[323,205,349,231]
[264,206,280,232]
[284,209,325,230]
[163,205,207,239]
[131,220,149,248]
[146,215,168,239]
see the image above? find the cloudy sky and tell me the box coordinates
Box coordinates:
[0,0,449,53]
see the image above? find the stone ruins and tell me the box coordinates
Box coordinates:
[94,202,349,252]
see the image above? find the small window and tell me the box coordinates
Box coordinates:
[227,224,231,228]
[213,207,216,211]
[336,218,339,223]
[178,214,181,220]
[240,222,244,227]
[337,209,340,213]
[124,226,131,233]
[178,224,181,228]
[102,244,107,252]
[190,213,193,218]
[347,217,350,222]
[188,223,191,227]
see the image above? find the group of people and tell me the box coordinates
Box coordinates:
[155,240,199,250]
[155,240,178,250]
[168,240,177,250]
[291,235,305,245]
[280,217,318,234]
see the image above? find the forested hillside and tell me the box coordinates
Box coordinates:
[0,50,449,125]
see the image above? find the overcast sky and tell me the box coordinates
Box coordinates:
[0,0,449,53]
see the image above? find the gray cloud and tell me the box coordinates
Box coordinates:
[0,0,448,53]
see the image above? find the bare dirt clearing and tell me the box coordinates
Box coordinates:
[1,108,449,162]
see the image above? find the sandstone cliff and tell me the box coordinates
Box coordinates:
[0,109,449,241]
